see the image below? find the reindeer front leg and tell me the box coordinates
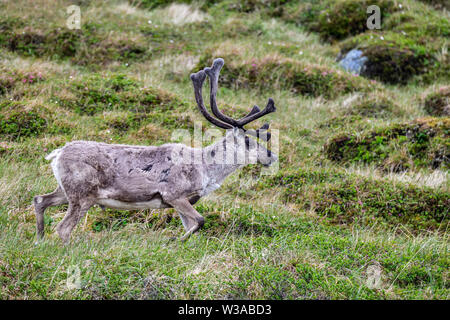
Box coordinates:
[167,198,205,241]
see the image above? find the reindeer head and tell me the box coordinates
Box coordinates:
[190,58,277,167]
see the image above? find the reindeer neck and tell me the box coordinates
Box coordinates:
[201,136,242,183]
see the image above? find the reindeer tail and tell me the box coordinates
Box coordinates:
[45,148,62,161]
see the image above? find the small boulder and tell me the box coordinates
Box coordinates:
[338,49,368,75]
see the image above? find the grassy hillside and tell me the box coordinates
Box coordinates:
[0,0,448,299]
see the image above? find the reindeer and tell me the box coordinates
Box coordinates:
[33,58,277,243]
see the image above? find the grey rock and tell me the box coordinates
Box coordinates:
[338,49,368,75]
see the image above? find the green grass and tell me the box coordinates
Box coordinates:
[0,0,448,299]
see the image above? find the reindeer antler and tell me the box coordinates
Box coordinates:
[190,70,233,130]
[203,58,239,127]
[191,58,276,141]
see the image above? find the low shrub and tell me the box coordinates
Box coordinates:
[54,74,187,115]
[360,45,430,85]
[417,0,450,10]
[337,6,449,84]
[225,0,292,17]
[310,0,396,41]
[262,169,449,230]
[424,86,450,117]
[0,101,48,140]
[0,69,44,95]
[324,117,450,171]
[343,94,402,118]
[194,52,369,98]
[0,19,148,66]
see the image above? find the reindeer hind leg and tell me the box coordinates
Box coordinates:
[34,187,68,240]
[56,199,94,244]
